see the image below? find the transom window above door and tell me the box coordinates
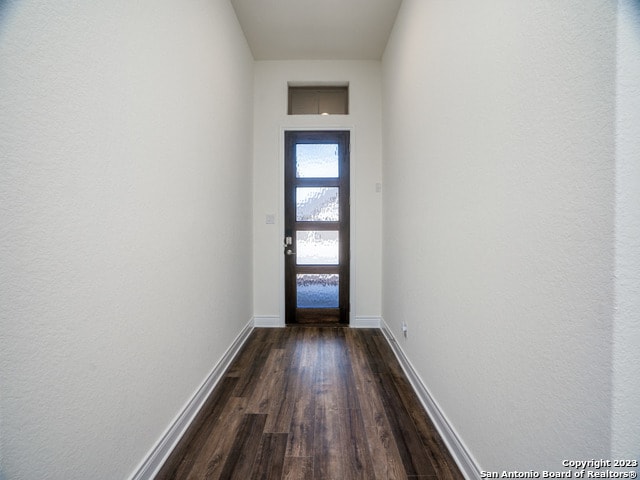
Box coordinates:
[288,86,349,115]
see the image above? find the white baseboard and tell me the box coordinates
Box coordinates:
[129,319,254,480]
[254,316,380,328]
[254,316,381,328]
[253,315,283,327]
[351,316,382,328]
[380,318,481,480]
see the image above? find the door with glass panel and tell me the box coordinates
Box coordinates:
[284,131,349,324]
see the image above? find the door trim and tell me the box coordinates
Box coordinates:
[284,130,350,324]
[278,125,355,326]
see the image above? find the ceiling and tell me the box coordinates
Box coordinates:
[230,0,403,60]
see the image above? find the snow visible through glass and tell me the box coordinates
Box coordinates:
[296,231,339,265]
[296,144,339,178]
[296,187,339,221]
[297,274,339,308]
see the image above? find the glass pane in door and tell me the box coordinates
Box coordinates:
[297,274,339,308]
[296,231,339,265]
[296,187,339,221]
[296,144,339,178]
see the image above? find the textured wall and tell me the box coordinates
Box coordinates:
[0,1,253,478]
[613,0,640,462]
[252,61,383,324]
[382,0,617,471]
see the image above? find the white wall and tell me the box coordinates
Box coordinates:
[0,1,253,479]
[613,0,640,462]
[382,0,617,472]
[253,61,382,325]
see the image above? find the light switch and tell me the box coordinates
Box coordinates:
[265,214,275,224]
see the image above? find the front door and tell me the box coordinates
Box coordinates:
[284,131,350,324]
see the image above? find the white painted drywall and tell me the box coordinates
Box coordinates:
[382,0,617,471]
[0,1,253,479]
[613,0,640,462]
[253,61,383,324]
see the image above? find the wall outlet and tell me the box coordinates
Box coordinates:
[401,321,408,337]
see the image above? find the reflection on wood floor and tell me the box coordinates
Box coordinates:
[156,327,464,480]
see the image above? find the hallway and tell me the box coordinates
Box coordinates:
[157,327,463,479]
[1,1,638,479]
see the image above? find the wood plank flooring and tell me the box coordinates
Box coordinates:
[156,327,464,480]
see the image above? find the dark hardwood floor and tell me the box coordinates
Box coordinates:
[156,327,464,480]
